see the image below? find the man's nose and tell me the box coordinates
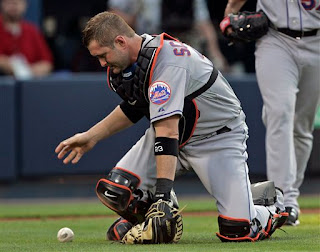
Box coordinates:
[99,58,107,67]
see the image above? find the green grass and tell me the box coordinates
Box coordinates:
[0,196,319,252]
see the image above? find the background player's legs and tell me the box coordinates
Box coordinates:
[290,36,320,211]
[255,32,299,207]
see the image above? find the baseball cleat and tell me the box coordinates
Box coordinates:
[265,210,289,238]
[285,207,300,226]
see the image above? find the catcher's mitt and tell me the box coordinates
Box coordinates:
[121,199,183,244]
[220,11,269,43]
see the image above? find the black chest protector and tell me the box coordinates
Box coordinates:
[107,35,161,115]
[106,33,218,147]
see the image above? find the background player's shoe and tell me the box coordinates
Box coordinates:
[285,207,300,226]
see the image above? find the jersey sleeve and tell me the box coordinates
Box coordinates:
[148,65,188,123]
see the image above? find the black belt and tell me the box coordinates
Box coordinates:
[271,25,318,38]
[277,28,318,38]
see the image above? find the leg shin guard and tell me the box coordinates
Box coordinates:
[96,167,152,224]
[216,215,262,242]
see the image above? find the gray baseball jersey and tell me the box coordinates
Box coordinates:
[257,0,320,30]
[146,33,241,135]
[255,0,320,212]
[115,33,275,226]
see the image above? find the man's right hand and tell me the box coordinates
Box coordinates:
[55,132,97,164]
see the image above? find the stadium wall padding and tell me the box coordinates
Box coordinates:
[1,73,318,181]
[0,78,17,180]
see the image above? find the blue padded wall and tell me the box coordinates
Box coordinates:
[228,74,266,175]
[0,77,16,180]
[20,73,149,176]
[0,73,273,180]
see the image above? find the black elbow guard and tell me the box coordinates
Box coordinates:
[119,101,145,123]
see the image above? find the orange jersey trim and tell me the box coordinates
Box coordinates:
[149,33,180,87]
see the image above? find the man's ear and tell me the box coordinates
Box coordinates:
[114,35,127,48]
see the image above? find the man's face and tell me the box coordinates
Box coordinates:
[1,0,27,22]
[88,39,130,74]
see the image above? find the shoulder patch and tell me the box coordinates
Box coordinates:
[149,81,171,105]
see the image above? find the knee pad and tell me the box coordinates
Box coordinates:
[251,181,277,206]
[96,167,140,212]
[216,215,261,242]
[96,167,152,224]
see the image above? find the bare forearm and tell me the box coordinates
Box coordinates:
[196,20,229,70]
[0,55,13,74]
[87,105,134,142]
[197,21,221,56]
[224,0,247,16]
[30,61,53,76]
[156,155,177,180]
[154,115,180,180]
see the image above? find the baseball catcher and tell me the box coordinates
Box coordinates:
[220,11,269,42]
[56,11,288,246]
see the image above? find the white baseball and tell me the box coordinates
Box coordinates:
[57,227,74,242]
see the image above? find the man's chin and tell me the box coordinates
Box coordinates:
[111,67,121,74]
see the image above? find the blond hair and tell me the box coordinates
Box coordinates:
[82,11,135,48]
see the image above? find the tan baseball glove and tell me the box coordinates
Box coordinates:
[121,199,183,244]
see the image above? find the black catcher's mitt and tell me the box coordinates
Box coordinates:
[121,199,183,244]
[220,11,269,43]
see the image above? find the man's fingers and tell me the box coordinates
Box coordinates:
[55,134,87,164]
[63,150,77,164]
[55,134,78,153]
[72,152,83,164]
[57,145,71,159]
[55,141,68,153]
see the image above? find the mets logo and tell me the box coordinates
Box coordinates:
[149,81,171,105]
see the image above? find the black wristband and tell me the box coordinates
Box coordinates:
[154,178,173,201]
[154,137,179,156]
